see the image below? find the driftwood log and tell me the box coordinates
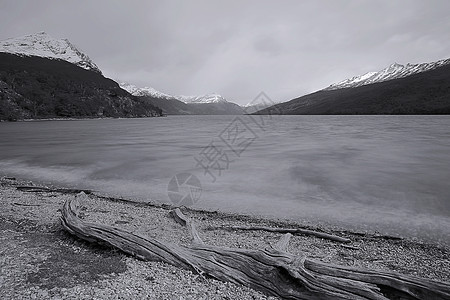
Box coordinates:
[60,197,450,300]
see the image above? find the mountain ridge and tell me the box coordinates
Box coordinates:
[325,58,450,90]
[119,82,228,104]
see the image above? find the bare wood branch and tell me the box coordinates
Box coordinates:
[224,225,352,243]
[171,208,188,226]
[171,208,203,244]
[17,186,93,194]
[188,222,204,245]
[13,202,41,207]
[16,186,50,193]
[341,244,361,250]
[61,197,450,300]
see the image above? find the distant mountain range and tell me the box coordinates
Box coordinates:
[0,32,244,120]
[119,82,243,115]
[255,58,450,115]
[119,82,228,104]
[2,32,450,119]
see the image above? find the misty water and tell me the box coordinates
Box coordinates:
[1,115,449,244]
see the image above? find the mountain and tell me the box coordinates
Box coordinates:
[119,82,173,99]
[0,33,162,121]
[325,58,450,90]
[178,94,227,104]
[254,58,450,115]
[120,82,227,104]
[0,32,101,74]
[120,82,244,115]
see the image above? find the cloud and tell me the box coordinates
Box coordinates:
[1,0,450,105]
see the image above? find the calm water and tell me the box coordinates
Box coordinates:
[1,115,449,244]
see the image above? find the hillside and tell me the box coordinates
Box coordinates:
[255,63,450,115]
[137,96,193,115]
[0,53,162,120]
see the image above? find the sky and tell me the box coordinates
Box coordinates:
[1,0,450,105]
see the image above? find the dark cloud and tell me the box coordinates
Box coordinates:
[1,0,449,104]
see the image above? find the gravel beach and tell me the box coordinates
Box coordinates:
[1,177,449,299]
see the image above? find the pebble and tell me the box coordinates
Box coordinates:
[1,177,449,299]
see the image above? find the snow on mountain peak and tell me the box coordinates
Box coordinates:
[119,82,228,104]
[119,82,174,99]
[0,32,101,73]
[178,93,227,104]
[324,58,450,90]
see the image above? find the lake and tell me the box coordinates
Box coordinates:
[0,115,449,244]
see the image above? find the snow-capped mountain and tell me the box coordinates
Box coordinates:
[0,32,101,73]
[256,56,450,115]
[178,94,227,104]
[325,58,450,90]
[119,82,174,99]
[119,82,228,104]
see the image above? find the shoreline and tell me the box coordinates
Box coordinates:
[1,174,422,243]
[5,172,447,247]
[1,176,449,299]
[0,115,167,122]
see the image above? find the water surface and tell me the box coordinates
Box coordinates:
[0,115,449,244]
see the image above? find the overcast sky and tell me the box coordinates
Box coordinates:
[1,0,449,105]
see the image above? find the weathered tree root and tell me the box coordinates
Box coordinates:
[60,197,450,300]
